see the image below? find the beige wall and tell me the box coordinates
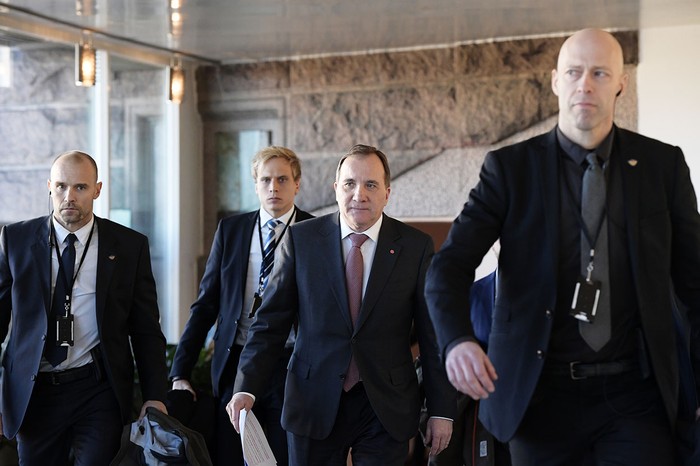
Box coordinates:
[638,24,700,191]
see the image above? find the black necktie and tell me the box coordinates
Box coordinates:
[579,153,611,350]
[46,233,77,366]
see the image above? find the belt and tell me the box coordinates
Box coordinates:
[37,362,97,385]
[543,359,638,380]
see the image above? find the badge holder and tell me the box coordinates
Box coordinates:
[56,300,75,347]
[570,250,601,324]
[56,315,74,346]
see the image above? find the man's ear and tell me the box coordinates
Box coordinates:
[551,69,559,96]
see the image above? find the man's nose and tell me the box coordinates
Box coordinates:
[578,73,593,93]
[352,185,365,200]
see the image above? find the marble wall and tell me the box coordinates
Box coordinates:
[197,31,638,241]
[0,45,91,224]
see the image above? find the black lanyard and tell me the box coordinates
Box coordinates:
[50,221,95,314]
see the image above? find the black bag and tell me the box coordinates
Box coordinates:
[110,407,212,466]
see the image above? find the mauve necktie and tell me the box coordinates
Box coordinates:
[46,233,77,366]
[579,152,611,351]
[343,233,368,391]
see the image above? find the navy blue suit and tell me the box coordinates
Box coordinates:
[0,215,168,450]
[170,208,312,464]
[235,212,455,463]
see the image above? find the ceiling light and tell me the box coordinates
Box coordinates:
[75,34,96,87]
[169,58,185,104]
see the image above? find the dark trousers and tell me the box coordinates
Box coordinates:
[215,345,291,466]
[429,397,510,466]
[287,383,409,466]
[509,370,674,466]
[16,364,122,466]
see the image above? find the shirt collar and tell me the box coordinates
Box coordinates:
[339,214,383,244]
[52,215,95,246]
[556,126,615,166]
[259,206,296,227]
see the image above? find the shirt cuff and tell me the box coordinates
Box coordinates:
[428,416,454,422]
[237,391,257,402]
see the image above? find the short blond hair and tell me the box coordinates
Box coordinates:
[251,146,302,181]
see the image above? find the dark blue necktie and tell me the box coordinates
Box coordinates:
[259,219,281,295]
[46,233,77,367]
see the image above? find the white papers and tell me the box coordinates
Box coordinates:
[240,409,277,466]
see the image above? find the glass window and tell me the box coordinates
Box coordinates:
[0,33,91,225]
[107,56,169,329]
[217,130,271,218]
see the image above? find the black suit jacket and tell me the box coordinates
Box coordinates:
[0,215,169,439]
[170,208,313,397]
[426,126,700,442]
[235,213,456,441]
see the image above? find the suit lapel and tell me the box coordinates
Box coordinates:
[537,129,561,282]
[319,214,354,330]
[32,216,52,312]
[95,217,117,327]
[356,215,400,332]
[239,211,259,307]
[614,128,642,281]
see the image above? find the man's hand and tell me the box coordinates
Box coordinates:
[226,393,255,433]
[139,400,168,419]
[446,340,498,399]
[424,417,453,456]
[172,378,197,401]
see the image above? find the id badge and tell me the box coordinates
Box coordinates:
[248,293,263,318]
[570,276,601,323]
[56,314,74,346]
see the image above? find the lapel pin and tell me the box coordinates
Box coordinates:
[627,159,638,167]
[109,255,116,260]
[389,249,395,254]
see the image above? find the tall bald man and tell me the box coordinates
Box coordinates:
[0,151,168,465]
[426,29,700,465]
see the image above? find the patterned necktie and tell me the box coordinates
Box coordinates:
[343,233,368,391]
[579,153,611,351]
[46,233,77,366]
[259,219,282,295]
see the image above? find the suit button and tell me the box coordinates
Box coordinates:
[41,334,47,341]
[545,309,553,319]
[536,350,545,359]
[31,374,37,381]
[339,374,346,380]
[227,346,232,352]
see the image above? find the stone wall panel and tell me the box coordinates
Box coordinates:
[458,72,557,145]
[197,62,290,99]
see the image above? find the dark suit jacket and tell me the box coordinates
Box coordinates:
[426,126,700,442]
[234,213,456,441]
[0,215,169,439]
[169,208,313,397]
